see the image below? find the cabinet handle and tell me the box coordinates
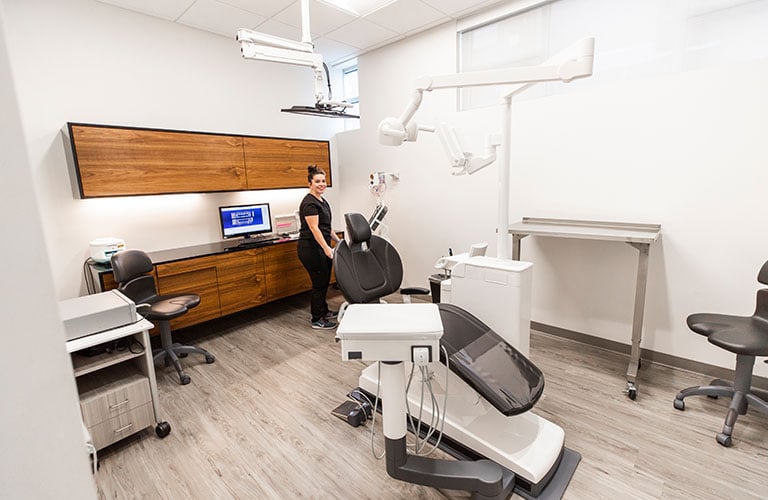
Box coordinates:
[110,399,129,410]
[114,423,133,434]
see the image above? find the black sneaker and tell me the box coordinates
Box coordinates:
[311,318,337,329]
[324,310,339,320]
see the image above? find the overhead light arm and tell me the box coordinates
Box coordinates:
[235,0,358,118]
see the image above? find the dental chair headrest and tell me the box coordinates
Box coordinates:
[345,213,372,244]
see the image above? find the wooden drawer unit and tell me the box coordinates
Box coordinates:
[156,256,221,329]
[78,374,151,427]
[263,241,312,302]
[215,249,266,316]
[89,402,155,450]
[243,137,331,189]
[68,123,248,197]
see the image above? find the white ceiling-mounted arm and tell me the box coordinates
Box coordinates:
[377,37,595,146]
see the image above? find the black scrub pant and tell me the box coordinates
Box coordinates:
[297,239,332,322]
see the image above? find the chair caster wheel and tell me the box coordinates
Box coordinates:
[205,354,215,364]
[716,433,733,447]
[178,352,188,358]
[707,394,719,399]
[625,382,637,400]
[673,398,685,411]
[179,374,191,385]
[155,421,171,438]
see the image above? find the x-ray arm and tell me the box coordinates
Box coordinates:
[437,124,501,175]
[378,37,595,146]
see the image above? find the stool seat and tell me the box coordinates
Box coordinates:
[708,321,768,355]
[145,294,201,321]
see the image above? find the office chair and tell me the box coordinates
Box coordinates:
[111,250,215,385]
[673,260,768,446]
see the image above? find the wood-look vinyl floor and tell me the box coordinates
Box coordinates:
[94,290,768,499]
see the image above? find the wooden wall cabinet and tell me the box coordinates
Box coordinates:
[243,137,331,189]
[66,123,331,198]
[68,124,247,197]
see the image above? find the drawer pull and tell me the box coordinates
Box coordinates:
[114,423,133,434]
[110,399,129,410]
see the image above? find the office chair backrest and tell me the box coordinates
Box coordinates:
[334,212,403,304]
[110,249,158,304]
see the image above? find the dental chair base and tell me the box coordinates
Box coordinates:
[358,364,569,498]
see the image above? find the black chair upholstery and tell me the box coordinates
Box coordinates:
[334,212,544,414]
[111,250,214,385]
[674,260,768,446]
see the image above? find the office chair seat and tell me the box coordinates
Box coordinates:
[111,250,214,385]
[143,294,200,320]
[674,261,768,447]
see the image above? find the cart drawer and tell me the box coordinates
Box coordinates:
[79,375,151,427]
[89,402,155,450]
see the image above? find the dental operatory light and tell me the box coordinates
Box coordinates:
[378,36,595,257]
[236,0,359,119]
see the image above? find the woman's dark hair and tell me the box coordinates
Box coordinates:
[307,164,326,182]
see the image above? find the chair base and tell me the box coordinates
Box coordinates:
[674,354,768,446]
[153,321,215,385]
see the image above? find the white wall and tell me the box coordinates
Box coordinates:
[3,0,343,300]
[335,20,768,377]
[0,2,97,497]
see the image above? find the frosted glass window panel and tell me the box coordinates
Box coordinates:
[459,6,550,109]
[683,0,768,70]
[457,0,768,108]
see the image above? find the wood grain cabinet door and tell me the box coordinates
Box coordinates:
[215,249,266,316]
[155,256,221,330]
[263,241,312,302]
[243,137,331,189]
[69,124,248,197]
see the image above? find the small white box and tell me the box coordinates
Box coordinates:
[336,303,443,363]
[59,290,137,341]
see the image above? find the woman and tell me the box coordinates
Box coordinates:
[297,165,341,329]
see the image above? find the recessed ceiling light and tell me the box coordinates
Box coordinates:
[317,0,398,17]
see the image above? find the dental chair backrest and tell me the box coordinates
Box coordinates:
[334,212,404,304]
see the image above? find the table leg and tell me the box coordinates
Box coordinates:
[625,243,650,400]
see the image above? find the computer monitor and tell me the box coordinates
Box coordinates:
[219,203,273,240]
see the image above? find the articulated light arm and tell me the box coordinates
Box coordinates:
[378,37,595,146]
[235,0,354,115]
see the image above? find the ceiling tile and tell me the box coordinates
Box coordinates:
[253,19,304,40]
[177,0,266,37]
[218,0,295,18]
[365,0,449,34]
[274,0,356,36]
[325,17,399,49]
[420,0,498,17]
[313,36,360,65]
[97,0,195,20]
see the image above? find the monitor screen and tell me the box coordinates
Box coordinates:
[219,203,273,239]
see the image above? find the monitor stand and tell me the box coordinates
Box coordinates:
[237,234,277,247]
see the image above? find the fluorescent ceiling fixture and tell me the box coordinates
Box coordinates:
[317,0,398,17]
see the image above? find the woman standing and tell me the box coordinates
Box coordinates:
[297,165,341,329]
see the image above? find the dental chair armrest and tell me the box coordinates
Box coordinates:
[400,287,430,296]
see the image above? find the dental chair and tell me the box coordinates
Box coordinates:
[334,213,578,499]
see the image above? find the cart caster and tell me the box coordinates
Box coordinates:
[716,433,733,447]
[673,398,685,411]
[625,382,637,400]
[155,421,171,438]
[205,354,215,364]
[179,373,191,385]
